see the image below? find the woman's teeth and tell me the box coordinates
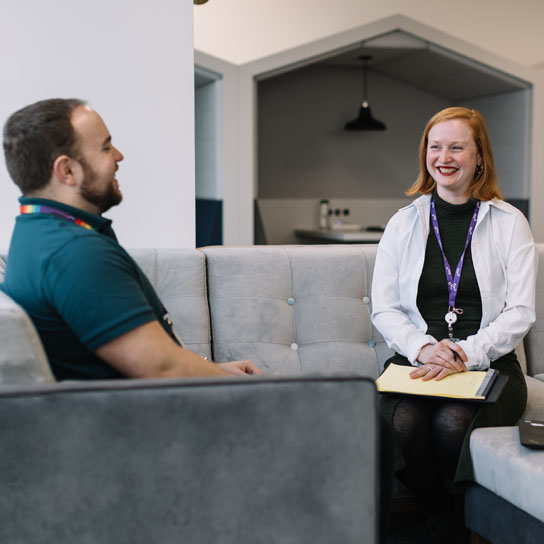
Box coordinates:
[438,167,457,174]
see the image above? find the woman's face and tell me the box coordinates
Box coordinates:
[426,119,481,204]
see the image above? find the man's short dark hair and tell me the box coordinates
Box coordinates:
[3,98,86,195]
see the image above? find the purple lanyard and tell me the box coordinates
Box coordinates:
[430,197,480,318]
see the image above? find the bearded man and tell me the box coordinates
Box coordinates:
[1,98,259,380]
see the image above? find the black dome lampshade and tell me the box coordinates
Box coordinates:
[344,55,386,131]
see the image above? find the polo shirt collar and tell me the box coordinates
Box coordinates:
[19,197,114,236]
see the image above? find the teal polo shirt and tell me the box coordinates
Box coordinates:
[0,197,177,380]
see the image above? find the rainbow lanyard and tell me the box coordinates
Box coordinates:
[20,204,94,230]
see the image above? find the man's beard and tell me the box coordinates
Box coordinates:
[79,160,122,214]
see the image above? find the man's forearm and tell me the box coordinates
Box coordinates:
[95,320,231,378]
[155,346,230,378]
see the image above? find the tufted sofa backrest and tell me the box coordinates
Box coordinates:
[2,244,543,383]
[201,245,392,378]
[128,248,213,359]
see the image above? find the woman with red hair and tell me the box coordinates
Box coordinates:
[372,107,536,543]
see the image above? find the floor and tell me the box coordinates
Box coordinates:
[386,503,472,544]
[387,497,471,544]
[386,510,427,543]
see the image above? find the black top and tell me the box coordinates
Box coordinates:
[417,191,483,341]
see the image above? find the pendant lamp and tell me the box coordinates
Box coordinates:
[344,55,386,131]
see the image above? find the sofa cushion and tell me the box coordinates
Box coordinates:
[129,249,212,359]
[515,341,527,374]
[523,245,544,378]
[524,375,544,420]
[0,291,55,384]
[470,426,544,523]
[201,245,392,376]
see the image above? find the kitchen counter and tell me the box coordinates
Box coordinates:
[294,229,382,244]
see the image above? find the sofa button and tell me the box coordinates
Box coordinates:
[290,343,298,351]
[363,296,371,304]
[368,340,376,347]
[287,297,295,306]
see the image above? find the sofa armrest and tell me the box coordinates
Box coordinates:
[0,291,55,384]
[0,375,378,544]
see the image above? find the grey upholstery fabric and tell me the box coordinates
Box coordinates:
[470,426,544,523]
[129,248,212,359]
[524,245,544,377]
[0,376,378,544]
[201,245,392,376]
[0,291,54,384]
[0,253,5,282]
[524,375,544,420]
[466,485,544,544]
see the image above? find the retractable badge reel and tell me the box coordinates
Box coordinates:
[445,307,463,342]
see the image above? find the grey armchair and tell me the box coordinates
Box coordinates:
[0,375,378,544]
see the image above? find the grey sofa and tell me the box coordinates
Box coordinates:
[464,243,544,544]
[1,245,544,543]
[0,248,380,544]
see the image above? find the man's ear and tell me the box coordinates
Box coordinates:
[52,155,79,186]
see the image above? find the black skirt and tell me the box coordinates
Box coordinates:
[379,351,527,483]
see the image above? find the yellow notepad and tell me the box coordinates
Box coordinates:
[376,363,495,400]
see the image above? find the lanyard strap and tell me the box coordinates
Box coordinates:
[20,204,94,230]
[430,197,480,310]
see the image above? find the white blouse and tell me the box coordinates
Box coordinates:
[371,194,537,370]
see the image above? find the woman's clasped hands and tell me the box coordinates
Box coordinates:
[410,339,468,381]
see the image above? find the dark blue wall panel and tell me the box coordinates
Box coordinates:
[196,198,223,247]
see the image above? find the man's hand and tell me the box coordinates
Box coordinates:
[410,339,467,381]
[217,361,263,376]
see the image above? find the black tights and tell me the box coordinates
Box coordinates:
[392,397,478,514]
[379,415,394,544]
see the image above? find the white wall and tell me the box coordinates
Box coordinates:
[459,90,531,200]
[0,0,195,250]
[258,64,449,199]
[258,66,531,201]
[194,0,544,70]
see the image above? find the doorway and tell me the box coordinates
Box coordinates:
[194,65,222,246]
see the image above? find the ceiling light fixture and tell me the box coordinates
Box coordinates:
[344,55,386,131]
